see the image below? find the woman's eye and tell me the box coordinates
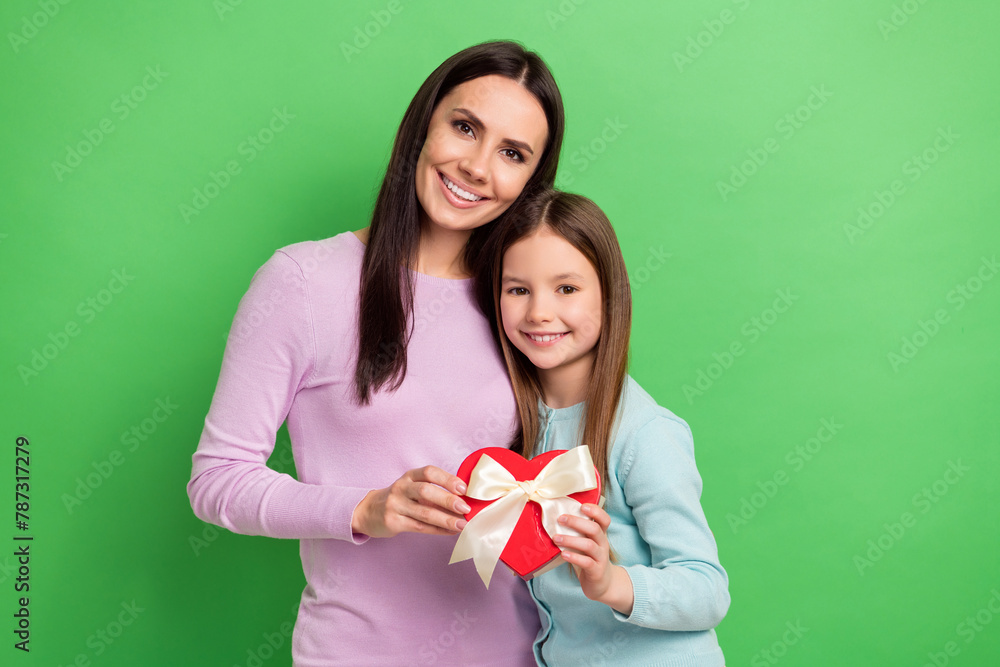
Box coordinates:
[501,148,524,162]
[507,287,528,296]
[454,121,474,136]
[558,286,577,295]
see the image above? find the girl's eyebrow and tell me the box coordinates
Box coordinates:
[452,107,536,156]
[501,272,583,285]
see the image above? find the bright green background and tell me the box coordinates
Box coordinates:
[2,1,998,665]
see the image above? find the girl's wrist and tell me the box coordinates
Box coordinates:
[599,565,635,616]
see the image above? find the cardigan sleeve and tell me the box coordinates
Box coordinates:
[186,250,371,543]
[613,415,730,630]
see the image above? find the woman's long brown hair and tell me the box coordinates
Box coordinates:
[353,41,565,404]
[484,190,632,488]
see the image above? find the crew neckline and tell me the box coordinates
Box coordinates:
[539,399,586,422]
[344,231,473,285]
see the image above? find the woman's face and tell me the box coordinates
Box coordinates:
[415,75,549,235]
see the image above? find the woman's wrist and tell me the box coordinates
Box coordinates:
[351,490,375,535]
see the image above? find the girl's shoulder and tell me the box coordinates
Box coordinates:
[618,375,691,437]
[612,376,695,463]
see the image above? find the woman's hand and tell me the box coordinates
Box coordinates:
[351,466,471,538]
[554,504,635,616]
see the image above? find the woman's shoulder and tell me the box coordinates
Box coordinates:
[244,231,365,300]
[273,231,365,273]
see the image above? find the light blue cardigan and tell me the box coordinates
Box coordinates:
[527,376,729,666]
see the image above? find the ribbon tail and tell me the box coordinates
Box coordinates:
[538,495,591,542]
[449,491,528,588]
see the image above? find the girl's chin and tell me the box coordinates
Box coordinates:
[516,351,563,370]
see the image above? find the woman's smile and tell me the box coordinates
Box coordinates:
[438,171,487,206]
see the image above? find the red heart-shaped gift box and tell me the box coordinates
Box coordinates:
[456,447,601,580]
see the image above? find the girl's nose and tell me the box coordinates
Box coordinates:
[526,296,553,323]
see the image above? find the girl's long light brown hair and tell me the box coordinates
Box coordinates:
[483,190,632,488]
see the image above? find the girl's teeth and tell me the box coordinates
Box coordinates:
[530,333,563,342]
[443,175,483,202]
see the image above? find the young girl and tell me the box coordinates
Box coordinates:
[487,189,730,666]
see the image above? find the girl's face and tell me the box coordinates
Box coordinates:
[500,227,603,377]
[415,75,549,235]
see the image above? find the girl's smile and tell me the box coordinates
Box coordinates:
[523,331,569,345]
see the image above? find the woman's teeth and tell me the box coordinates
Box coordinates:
[527,333,565,343]
[442,175,484,202]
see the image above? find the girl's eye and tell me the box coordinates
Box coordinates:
[507,287,528,296]
[454,121,474,137]
[501,148,524,163]
[558,286,577,295]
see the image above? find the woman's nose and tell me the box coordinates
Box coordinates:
[458,145,490,183]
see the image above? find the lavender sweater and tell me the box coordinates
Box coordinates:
[187,232,538,666]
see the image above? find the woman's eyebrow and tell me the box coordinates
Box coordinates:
[452,107,536,156]
[501,275,524,285]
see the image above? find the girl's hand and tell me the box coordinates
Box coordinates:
[351,466,471,538]
[554,504,635,616]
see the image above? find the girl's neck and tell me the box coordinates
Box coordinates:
[538,351,595,409]
[415,215,474,279]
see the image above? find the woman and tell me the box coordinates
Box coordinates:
[187,41,564,666]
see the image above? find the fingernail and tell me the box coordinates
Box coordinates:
[457,502,471,514]
[557,515,568,524]
[553,535,563,544]
[456,482,467,494]
[456,519,467,530]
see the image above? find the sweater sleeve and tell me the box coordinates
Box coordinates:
[613,416,730,630]
[186,250,371,542]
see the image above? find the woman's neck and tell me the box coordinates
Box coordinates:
[538,351,595,409]
[354,223,473,279]
[415,217,474,279]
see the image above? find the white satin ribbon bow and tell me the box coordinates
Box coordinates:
[449,446,598,588]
